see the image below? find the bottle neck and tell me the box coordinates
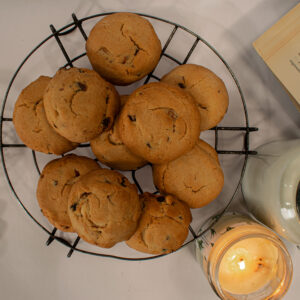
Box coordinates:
[279,153,300,243]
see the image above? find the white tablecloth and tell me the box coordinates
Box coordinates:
[0,0,299,299]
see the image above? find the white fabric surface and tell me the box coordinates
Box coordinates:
[0,0,299,299]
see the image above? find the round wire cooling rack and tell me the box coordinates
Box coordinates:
[0,12,258,261]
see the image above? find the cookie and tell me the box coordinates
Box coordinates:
[117,82,201,164]
[36,154,100,232]
[90,96,147,170]
[126,193,192,254]
[86,12,161,85]
[153,139,224,208]
[161,64,229,131]
[13,76,78,154]
[43,67,120,143]
[68,169,141,248]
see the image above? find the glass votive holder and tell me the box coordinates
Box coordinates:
[242,139,300,244]
[195,213,293,300]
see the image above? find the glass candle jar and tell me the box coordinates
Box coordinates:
[195,213,293,300]
[242,139,300,244]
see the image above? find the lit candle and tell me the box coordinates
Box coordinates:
[196,213,293,300]
[218,237,278,294]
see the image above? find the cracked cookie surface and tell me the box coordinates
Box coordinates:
[161,64,229,131]
[153,139,224,208]
[13,76,78,154]
[43,67,120,143]
[126,192,192,254]
[117,82,201,164]
[36,154,101,232]
[90,95,147,170]
[68,169,141,248]
[86,12,161,85]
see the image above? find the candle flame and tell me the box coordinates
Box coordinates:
[238,260,246,270]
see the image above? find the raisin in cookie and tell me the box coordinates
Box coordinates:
[161,64,229,131]
[43,67,120,143]
[13,76,78,154]
[126,193,192,254]
[36,154,100,232]
[90,96,147,170]
[86,12,161,85]
[153,139,224,208]
[117,82,201,164]
[68,169,141,248]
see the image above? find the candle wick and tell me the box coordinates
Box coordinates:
[238,260,246,270]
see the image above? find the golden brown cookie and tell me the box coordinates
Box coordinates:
[36,154,100,232]
[13,76,78,154]
[68,169,141,248]
[86,12,161,85]
[117,82,201,164]
[161,64,229,131]
[126,193,192,254]
[153,140,224,208]
[43,67,120,143]
[90,95,147,170]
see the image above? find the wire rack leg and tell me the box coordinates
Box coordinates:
[50,24,73,67]
[46,228,57,246]
[67,236,81,257]
[72,13,88,41]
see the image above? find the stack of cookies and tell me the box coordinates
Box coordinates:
[13,12,229,255]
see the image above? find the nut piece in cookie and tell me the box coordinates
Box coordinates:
[153,139,224,208]
[90,95,147,170]
[117,82,201,164]
[36,154,101,232]
[68,169,141,248]
[161,64,229,131]
[43,67,120,143]
[86,12,162,85]
[126,193,192,254]
[13,76,78,154]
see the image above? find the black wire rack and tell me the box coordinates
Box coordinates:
[0,12,258,261]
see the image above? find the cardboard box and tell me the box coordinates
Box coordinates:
[253,3,300,111]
